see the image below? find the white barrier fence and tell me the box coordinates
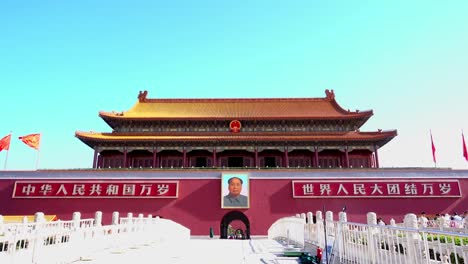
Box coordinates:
[0,211,190,264]
[268,211,468,264]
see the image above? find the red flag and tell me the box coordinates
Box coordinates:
[19,133,41,150]
[0,134,11,152]
[463,132,468,162]
[430,131,436,163]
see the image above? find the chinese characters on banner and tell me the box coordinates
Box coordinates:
[13,181,179,198]
[292,180,461,198]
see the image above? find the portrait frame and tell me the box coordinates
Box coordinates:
[221,173,250,209]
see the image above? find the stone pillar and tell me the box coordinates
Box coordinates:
[94,211,102,227]
[112,211,119,225]
[72,212,81,229]
[307,212,314,224]
[403,213,421,263]
[325,211,333,222]
[315,211,324,249]
[35,212,46,223]
[366,212,378,263]
[339,212,347,223]
[367,212,377,225]
[300,213,306,223]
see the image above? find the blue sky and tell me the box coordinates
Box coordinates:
[1,1,467,170]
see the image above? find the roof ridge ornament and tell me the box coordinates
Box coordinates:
[138,90,148,102]
[325,89,335,100]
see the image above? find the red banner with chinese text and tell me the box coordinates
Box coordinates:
[13,180,179,198]
[292,180,461,198]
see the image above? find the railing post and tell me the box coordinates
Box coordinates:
[111,212,119,225]
[366,212,377,263]
[305,212,313,243]
[35,212,46,223]
[94,211,102,227]
[404,213,421,263]
[72,212,81,229]
[316,211,324,249]
[32,212,46,263]
[306,212,313,224]
[338,212,347,262]
[300,213,306,223]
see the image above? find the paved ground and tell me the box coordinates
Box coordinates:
[73,236,305,264]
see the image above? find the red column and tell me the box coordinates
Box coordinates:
[254,147,259,167]
[284,147,289,167]
[183,148,187,167]
[314,147,319,168]
[213,147,217,167]
[345,146,349,168]
[153,147,158,168]
[123,148,128,168]
[98,157,103,169]
[93,148,98,169]
[374,145,380,168]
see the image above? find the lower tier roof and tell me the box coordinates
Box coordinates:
[75,130,397,149]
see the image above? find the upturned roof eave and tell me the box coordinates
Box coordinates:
[75,130,397,145]
[99,112,374,121]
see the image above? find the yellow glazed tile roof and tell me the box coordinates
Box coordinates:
[76,130,397,142]
[99,90,372,120]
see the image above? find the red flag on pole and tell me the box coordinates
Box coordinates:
[0,134,11,152]
[430,131,436,163]
[19,133,41,150]
[463,131,468,162]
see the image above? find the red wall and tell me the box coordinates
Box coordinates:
[1,176,467,236]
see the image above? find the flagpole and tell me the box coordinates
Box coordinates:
[430,130,437,168]
[3,148,9,170]
[463,130,468,162]
[35,133,41,170]
[2,132,12,170]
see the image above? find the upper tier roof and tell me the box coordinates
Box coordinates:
[99,89,373,121]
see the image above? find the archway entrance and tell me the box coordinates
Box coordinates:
[220,210,250,239]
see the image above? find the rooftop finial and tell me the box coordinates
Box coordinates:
[325,89,335,100]
[138,90,148,102]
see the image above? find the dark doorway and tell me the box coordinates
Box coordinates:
[265,157,276,167]
[220,211,250,239]
[195,157,207,167]
[228,157,243,167]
